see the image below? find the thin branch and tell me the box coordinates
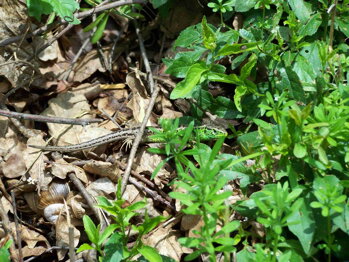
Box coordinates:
[0,109,102,126]
[11,191,23,262]
[76,0,146,20]
[68,172,107,230]
[134,20,154,94]
[121,86,159,194]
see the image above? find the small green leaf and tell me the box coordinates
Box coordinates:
[91,14,109,43]
[138,246,162,262]
[217,42,260,56]
[234,85,247,112]
[201,16,216,51]
[83,215,99,244]
[170,63,208,99]
[77,243,94,253]
[293,143,307,158]
[84,13,107,32]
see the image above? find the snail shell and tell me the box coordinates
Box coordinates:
[24,181,70,222]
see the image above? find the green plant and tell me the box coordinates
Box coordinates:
[26,0,80,24]
[0,239,12,262]
[77,181,168,262]
[169,138,242,261]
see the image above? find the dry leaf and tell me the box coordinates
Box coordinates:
[86,177,116,197]
[56,215,80,261]
[41,92,111,153]
[9,222,50,258]
[51,158,88,182]
[143,228,191,260]
[83,160,121,182]
[1,142,27,178]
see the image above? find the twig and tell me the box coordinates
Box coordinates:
[76,0,146,20]
[23,246,69,262]
[11,191,23,262]
[120,85,159,194]
[128,177,174,211]
[68,172,107,230]
[134,20,154,94]
[328,0,338,50]
[68,227,75,262]
[34,24,74,58]
[121,18,158,194]
[0,109,102,126]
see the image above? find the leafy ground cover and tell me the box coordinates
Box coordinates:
[0,0,349,261]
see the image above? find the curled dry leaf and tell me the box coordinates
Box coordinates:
[9,222,50,258]
[83,160,121,182]
[86,177,115,197]
[68,194,86,219]
[126,72,157,125]
[72,49,107,83]
[33,34,59,62]
[51,158,88,183]
[24,136,51,190]
[134,148,171,188]
[142,227,191,261]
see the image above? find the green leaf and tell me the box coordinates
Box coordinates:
[201,16,216,51]
[91,14,109,43]
[170,63,209,99]
[217,221,240,234]
[84,13,107,32]
[165,56,194,78]
[138,246,162,262]
[240,54,257,80]
[333,203,349,235]
[235,0,257,12]
[174,25,201,48]
[288,0,312,23]
[234,85,247,112]
[217,42,260,56]
[83,215,99,244]
[298,13,322,37]
[27,0,53,21]
[287,196,315,255]
[98,224,118,246]
[51,0,80,24]
[293,143,307,158]
[104,232,124,262]
[76,243,94,253]
[317,146,328,165]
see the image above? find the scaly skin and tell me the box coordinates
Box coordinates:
[29,126,227,152]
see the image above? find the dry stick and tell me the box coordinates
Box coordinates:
[34,24,74,58]
[68,227,76,262]
[76,0,146,20]
[128,177,174,211]
[328,0,338,50]
[121,20,157,195]
[0,109,102,126]
[23,246,70,262]
[10,191,23,262]
[134,21,154,94]
[68,172,107,230]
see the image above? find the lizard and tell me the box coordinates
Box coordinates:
[29,125,228,152]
